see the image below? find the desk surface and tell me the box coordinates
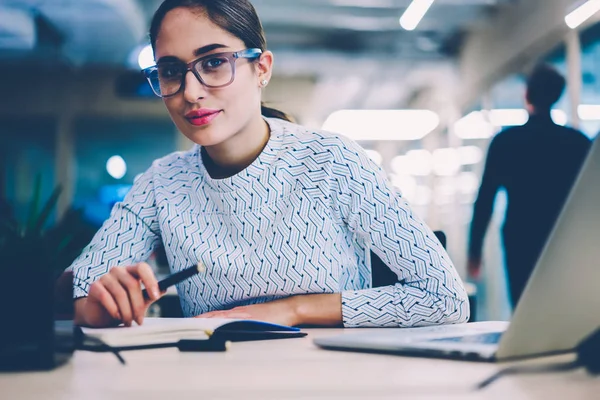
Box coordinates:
[1,328,598,399]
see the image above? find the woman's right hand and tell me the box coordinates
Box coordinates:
[74,262,163,328]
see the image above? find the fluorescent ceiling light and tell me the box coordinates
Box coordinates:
[457,146,483,165]
[322,109,439,141]
[364,149,383,166]
[413,185,432,206]
[458,172,480,195]
[138,44,155,69]
[578,104,600,120]
[489,109,528,127]
[390,155,411,175]
[453,111,495,139]
[399,0,435,31]
[432,148,460,176]
[565,0,600,29]
[406,150,433,176]
[551,109,568,126]
[390,173,417,199]
[454,109,568,139]
[491,108,566,126]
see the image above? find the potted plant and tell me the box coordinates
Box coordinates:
[0,177,91,370]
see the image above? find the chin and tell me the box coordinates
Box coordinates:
[181,126,228,147]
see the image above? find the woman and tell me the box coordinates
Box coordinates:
[72,0,469,328]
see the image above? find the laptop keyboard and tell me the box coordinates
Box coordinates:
[429,331,503,345]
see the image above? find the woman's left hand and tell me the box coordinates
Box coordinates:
[195,296,300,326]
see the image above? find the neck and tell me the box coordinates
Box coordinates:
[203,115,270,179]
[530,107,552,119]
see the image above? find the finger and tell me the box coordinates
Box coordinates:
[88,282,121,321]
[113,268,146,325]
[102,274,134,327]
[127,263,160,301]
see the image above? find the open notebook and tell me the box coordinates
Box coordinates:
[81,318,306,347]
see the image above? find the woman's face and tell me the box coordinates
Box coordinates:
[154,8,271,146]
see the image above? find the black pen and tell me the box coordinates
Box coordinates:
[142,262,205,300]
[110,339,230,353]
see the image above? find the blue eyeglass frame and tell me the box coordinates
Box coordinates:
[142,48,263,98]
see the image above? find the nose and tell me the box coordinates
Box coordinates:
[182,69,207,103]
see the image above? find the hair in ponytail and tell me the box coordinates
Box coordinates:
[261,103,294,122]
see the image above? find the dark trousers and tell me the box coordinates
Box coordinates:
[503,239,544,308]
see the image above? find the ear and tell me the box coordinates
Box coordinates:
[256,50,274,86]
[524,89,534,113]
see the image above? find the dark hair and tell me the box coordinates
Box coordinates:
[149,0,292,122]
[525,64,566,110]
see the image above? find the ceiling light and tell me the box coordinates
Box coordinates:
[565,0,600,29]
[551,109,568,126]
[413,185,432,206]
[453,111,495,139]
[399,0,435,31]
[454,109,568,139]
[364,149,383,166]
[107,156,127,180]
[406,150,433,176]
[457,146,483,165]
[137,44,155,69]
[432,148,460,176]
[489,109,528,127]
[390,174,417,199]
[458,172,480,195]
[578,104,600,120]
[322,109,439,141]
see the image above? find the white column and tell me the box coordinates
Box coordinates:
[566,29,582,129]
[55,112,75,220]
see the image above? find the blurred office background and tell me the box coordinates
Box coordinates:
[1,0,599,320]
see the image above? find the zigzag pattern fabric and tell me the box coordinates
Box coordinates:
[71,117,469,327]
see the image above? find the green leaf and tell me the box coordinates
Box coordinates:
[55,233,73,255]
[25,174,42,235]
[34,185,62,233]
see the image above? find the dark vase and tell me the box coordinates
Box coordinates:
[0,268,77,371]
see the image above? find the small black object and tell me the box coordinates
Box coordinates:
[142,263,203,299]
[177,339,228,352]
[576,327,600,374]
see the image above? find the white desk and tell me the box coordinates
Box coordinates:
[1,328,598,399]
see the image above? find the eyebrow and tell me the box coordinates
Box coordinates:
[156,43,229,64]
[194,43,228,57]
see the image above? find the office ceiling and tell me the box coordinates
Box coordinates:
[0,0,510,65]
[0,0,514,116]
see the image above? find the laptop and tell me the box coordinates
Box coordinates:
[315,136,600,362]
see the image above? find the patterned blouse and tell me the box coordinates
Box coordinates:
[71,117,469,327]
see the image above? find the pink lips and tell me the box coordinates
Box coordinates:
[184,109,221,126]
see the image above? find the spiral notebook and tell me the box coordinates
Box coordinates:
[81,317,306,347]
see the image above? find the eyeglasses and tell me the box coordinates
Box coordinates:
[142,48,263,98]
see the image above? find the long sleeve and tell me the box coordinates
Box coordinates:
[70,169,162,298]
[330,139,470,327]
[468,137,503,260]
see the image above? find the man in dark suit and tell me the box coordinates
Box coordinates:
[467,64,591,308]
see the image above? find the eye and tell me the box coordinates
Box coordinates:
[158,64,183,79]
[201,57,227,70]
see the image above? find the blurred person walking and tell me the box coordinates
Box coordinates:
[467,64,592,308]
